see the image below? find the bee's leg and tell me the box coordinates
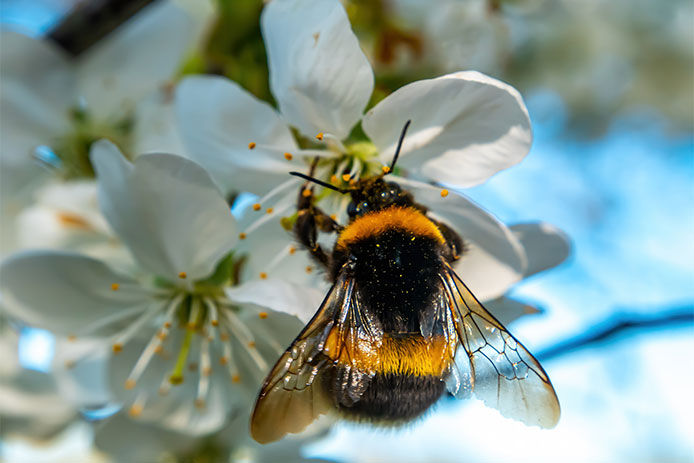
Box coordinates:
[294,183,342,270]
[432,220,466,263]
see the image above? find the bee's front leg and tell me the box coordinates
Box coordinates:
[294,183,342,270]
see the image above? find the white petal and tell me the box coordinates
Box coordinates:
[52,337,112,407]
[511,222,571,278]
[394,177,526,300]
[90,141,237,282]
[363,71,532,187]
[484,296,541,327]
[0,29,73,163]
[226,280,324,323]
[75,1,192,118]
[176,75,299,195]
[133,92,186,156]
[0,251,152,335]
[261,0,374,139]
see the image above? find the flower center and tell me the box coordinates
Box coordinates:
[37,105,135,179]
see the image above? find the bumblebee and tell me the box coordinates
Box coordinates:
[250,122,560,443]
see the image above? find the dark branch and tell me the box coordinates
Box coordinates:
[48,0,156,56]
[535,304,694,361]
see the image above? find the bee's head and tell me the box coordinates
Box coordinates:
[289,120,413,219]
[346,179,411,218]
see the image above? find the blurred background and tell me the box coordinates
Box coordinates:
[1,0,692,462]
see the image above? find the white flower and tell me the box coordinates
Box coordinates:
[0,1,199,257]
[0,143,320,435]
[0,324,76,440]
[175,0,532,196]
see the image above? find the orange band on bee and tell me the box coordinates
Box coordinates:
[324,330,453,377]
[336,207,445,250]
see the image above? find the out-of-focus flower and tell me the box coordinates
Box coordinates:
[175,0,532,196]
[92,412,333,463]
[0,324,76,440]
[0,1,198,255]
[0,144,321,435]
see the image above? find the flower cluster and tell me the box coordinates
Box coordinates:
[0,0,569,460]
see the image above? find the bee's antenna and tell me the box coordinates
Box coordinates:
[387,119,412,174]
[290,172,349,194]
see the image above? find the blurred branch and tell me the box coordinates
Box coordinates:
[536,304,694,361]
[48,0,156,55]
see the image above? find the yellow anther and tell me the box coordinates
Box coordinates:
[382,166,391,174]
[239,233,247,240]
[203,367,212,377]
[128,404,143,417]
[248,341,256,348]
[169,374,184,385]
[154,345,163,354]
[258,312,268,319]
[330,174,339,184]
[232,374,241,383]
[302,189,312,197]
[315,132,324,140]
[248,142,256,149]
[178,272,187,279]
[259,272,268,279]
[341,174,351,182]
[111,283,120,291]
[187,321,197,330]
[124,379,136,390]
[112,343,123,353]
[157,331,167,340]
[164,321,172,328]
[194,399,206,409]
[306,266,313,274]
[68,335,76,342]
[440,189,449,198]
[211,319,219,327]
[289,246,297,255]
[266,207,274,214]
[219,356,229,365]
[252,203,261,211]
[284,152,293,161]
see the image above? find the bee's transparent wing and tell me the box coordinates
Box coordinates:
[439,263,561,428]
[250,264,382,443]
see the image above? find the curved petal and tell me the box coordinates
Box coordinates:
[0,251,152,335]
[261,0,374,139]
[75,1,192,118]
[226,279,324,323]
[90,141,237,282]
[176,75,299,195]
[0,29,73,163]
[363,71,532,187]
[510,222,571,278]
[394,177,526,301]
[52,336,112,407]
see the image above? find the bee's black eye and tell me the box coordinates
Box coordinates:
[347,202,358,216]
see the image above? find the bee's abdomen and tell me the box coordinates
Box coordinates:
[337,373,445,422]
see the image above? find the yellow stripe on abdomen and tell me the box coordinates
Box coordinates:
[324,330,453,377]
